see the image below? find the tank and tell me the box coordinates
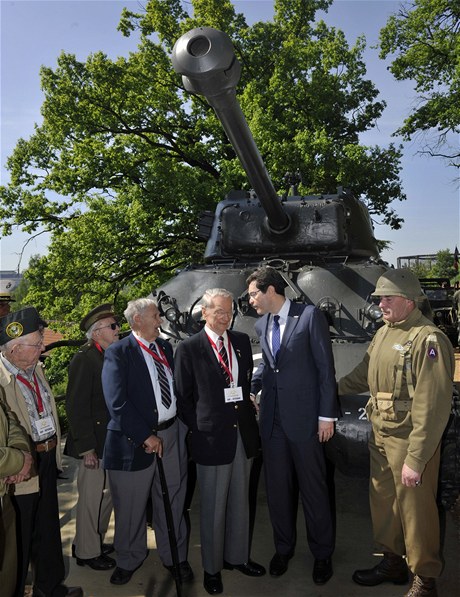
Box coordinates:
[149,27,458,506]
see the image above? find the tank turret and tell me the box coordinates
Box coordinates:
[172,27,379,262]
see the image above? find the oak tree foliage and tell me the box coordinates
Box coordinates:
[1,0,406,322]
[379,0,460,167]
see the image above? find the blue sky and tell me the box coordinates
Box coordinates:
[1,0,459,272]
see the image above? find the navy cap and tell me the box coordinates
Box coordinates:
[0,307,48,345]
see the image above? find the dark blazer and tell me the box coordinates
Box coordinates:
[174,328,260,466]
[251,302,338,442]
[101,333,174,472]
[65,343,110,459]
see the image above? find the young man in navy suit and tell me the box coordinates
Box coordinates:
[247,267,338,585]
[175,288,265,595]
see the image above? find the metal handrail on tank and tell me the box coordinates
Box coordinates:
[172,27,290,234]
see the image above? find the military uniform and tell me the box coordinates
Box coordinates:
[65,342,113,560]
[339,307,454,577]
[0,399,30,597]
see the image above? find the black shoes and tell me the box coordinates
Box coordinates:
[223,559,266,576]
[72,543,114,557]
[110,566,136,585]
[353,552,409,586]
[312,557,333,585]
[204,571,223,595]
[76,554,116,570]
[269,552,293,577]
[164,560,194,582]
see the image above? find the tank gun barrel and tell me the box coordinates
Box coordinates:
[172,27,289,233]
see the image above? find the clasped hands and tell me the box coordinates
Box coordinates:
[3,450,34,485]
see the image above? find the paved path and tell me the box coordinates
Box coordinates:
[55,452,459,597]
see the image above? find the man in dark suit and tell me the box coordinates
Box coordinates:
[174,288,265,595]
[101,298,191,586]
[65,303,119,570]
[247,267,338,585]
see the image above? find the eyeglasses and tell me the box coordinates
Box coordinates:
[248,289,262,299]
[95,322,120,331]
[17,340,45,349]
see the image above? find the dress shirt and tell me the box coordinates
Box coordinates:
[266,300,336,423]
[133,332,176,423]
[204,326,239,387]
[0,353,56,442]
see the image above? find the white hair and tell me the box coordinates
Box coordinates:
[201,288,233,308]
[124,298,158,327]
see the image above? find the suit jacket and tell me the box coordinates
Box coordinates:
[251,302,338,442]
[101,333,174,472]
[65,343,110,459]
[174,328,260,466]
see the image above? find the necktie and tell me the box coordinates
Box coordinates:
[272,315,280,359]
[217,336,231,386]
[149,343,172,408]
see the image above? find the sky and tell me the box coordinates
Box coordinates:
[1,0,459,273]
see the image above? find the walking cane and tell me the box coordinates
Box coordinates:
[157,454,183,597]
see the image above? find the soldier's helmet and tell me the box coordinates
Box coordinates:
[372,268,425,301]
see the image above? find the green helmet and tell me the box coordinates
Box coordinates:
[371,268,425,301]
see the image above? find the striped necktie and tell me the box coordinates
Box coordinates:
[272,315,280,359]
[149,343,172,408]
[217,336,231,386]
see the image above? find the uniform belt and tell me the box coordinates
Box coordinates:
[35,435,57,452]
[154,416,177,433]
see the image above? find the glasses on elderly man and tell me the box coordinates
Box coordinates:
[96,322,120,331]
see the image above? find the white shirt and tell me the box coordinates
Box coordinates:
[133,332,176,423]
[204,326,239,387]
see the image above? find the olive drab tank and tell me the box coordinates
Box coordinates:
[149,27,458,506]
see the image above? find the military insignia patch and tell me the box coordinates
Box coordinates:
[6,321,23,338]
[427,346,438,359]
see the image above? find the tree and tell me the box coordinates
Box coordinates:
[379,0,460,168]
[0,0,406,319]
[430,248,457,279]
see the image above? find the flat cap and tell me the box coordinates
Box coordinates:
[80,303,116,332]
[0,307,48,345]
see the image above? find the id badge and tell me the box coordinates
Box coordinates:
[34,416,56,438]
[224,386,243,403]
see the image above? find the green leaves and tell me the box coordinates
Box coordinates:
[1,0,406,316]
[379,0,460,166]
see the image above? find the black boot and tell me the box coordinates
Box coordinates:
[352,552,409,586]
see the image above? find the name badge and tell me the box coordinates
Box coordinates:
[224,386,243,403]
[34,416,56,438]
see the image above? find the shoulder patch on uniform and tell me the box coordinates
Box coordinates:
[425,333,439,359]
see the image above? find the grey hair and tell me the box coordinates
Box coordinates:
[201,288,234,308]
[86,322,98,341]
[124,298,158,327]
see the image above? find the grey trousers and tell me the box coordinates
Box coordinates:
[108,420,189,570]
[74,460,113,559]
[196,431,252,574]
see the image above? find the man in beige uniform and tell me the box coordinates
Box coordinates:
[338,269,454,597]
[0,399,33,597]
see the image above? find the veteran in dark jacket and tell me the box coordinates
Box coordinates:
[65,303,120,570]
[175,288,265,596]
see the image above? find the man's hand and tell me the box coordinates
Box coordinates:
[83,450,99,470]
[250,393,259,414]
[318,420,334,443]
[143,434,164,458]
[401,463,422,488]
[5,450,34,484]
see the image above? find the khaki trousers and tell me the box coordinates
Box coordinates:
[369,428,442,577]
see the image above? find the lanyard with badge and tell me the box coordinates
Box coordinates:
[206,334,243,403]
[135,338,173,372]
[17,372,56,438]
